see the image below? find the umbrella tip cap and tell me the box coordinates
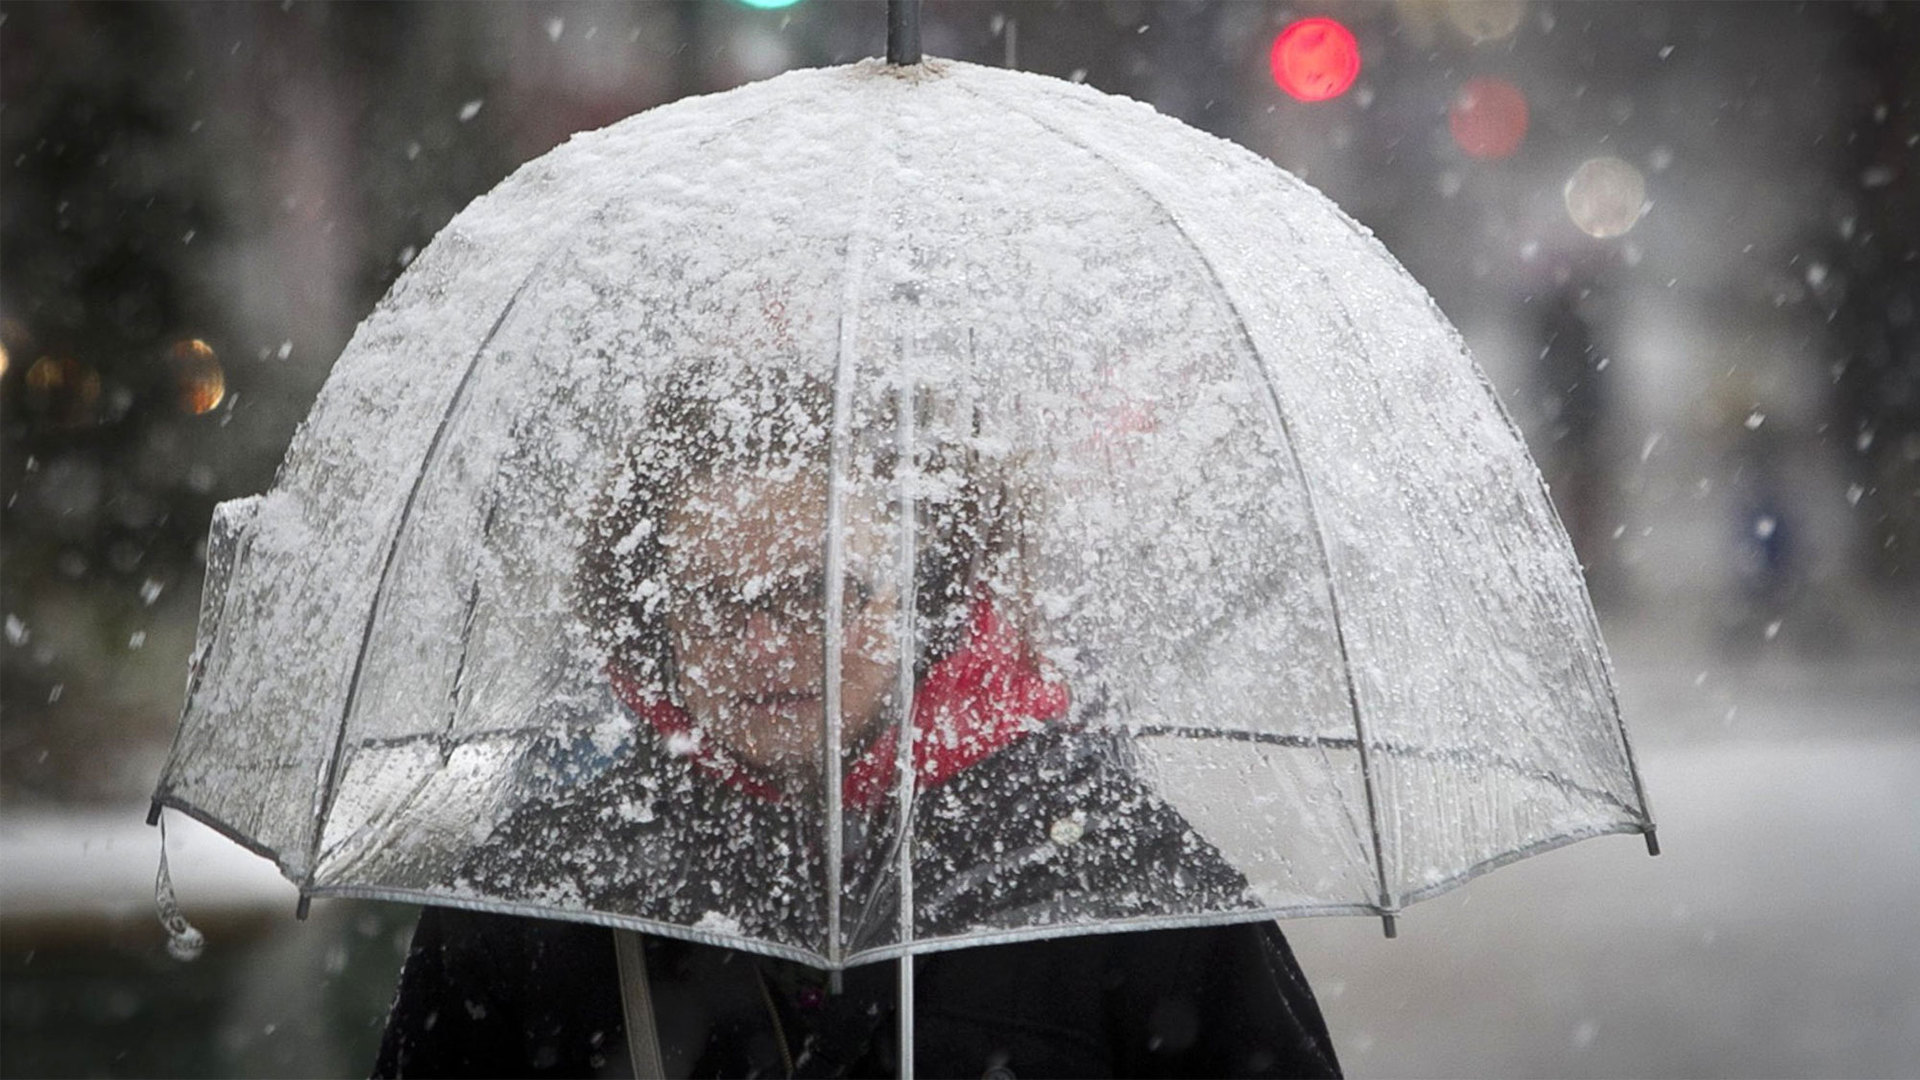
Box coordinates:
[1644,828,1661,857]
[296,895,312,921]
[146,800,162,827]
[1381,913,1399,939]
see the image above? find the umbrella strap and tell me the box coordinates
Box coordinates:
[613,930,666,1080]
[153,811,205,962]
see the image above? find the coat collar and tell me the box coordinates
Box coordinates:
[606,597,1070,808]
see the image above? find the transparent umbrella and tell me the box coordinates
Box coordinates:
[152,55,1654,999]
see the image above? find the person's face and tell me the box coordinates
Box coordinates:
[661,470,899,784]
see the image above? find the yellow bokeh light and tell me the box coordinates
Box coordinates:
[26,355,64,393]
[1446,0,1525,43]
[0,317,24,378]
[25,355,102,421]
[170,338,226,415]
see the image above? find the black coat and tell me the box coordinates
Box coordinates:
[450,721,1266,955]
[374,908,1340,1079]
[375,723,1341,1077]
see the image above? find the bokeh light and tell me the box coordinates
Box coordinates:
[1445,0,1525,43]
[168,338,226,415]
[1270,17,1361,103]
[1449,76,1529,159]
[24,355,63,396]
[1564,156,1648,238]
[0,317,26,377]
[734,0,803,9]
[24,355,102,423]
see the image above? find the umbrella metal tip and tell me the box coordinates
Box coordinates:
[146,800,162,827]
[1381,913,1399,939]
[1644,828,1661,857]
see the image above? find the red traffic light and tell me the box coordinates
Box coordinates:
[1270,17,1361,103]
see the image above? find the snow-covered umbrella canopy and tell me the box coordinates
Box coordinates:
[152,58,1654,969]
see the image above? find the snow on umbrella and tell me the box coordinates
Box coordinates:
[151,59,1655,974]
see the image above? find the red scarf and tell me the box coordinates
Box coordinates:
[605,599,1070,808]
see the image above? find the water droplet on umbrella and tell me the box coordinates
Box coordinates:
[1049,815,1084,845]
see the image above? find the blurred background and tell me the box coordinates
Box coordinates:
[2,2,1915,1076]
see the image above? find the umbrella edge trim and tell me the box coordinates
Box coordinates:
[150,793,299,880]
[1393,818,1655,910]
[304,806,1646,974]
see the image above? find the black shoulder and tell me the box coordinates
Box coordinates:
[1100,921,1343,1079]
[912,725,1258,937]
[911,922,1341,1079]
[373,907,622,1078]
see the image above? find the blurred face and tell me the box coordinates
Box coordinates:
[662,470,899,785]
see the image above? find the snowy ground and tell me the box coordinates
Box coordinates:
[1285,610,1920,1078]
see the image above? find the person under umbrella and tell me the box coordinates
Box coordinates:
[373,367,1342,1079]
[150,43,1654,1080]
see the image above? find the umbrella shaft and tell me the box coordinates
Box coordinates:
[887,0,921,65]
[898,954,916,1080]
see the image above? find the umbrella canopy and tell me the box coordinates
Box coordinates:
[152,58,1654,970]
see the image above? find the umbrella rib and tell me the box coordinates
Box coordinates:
[150,792,303,877]
[891,347,921,1080]
[344,720,579,754]
[822,110,890,970]
[439,582,484,753]
[439,491,501,751]
[1130,725,1640,820]
[953,83,1400,926]
[300,256,553,900]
